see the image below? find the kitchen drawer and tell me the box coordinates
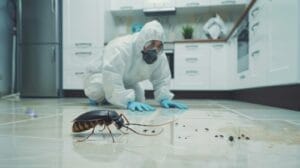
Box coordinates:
[176,56,201,68]
[175,43,210,68]
[175,43,206,56]
[174,67,210,90]
[63,48,103,69]
[63,68,86,89]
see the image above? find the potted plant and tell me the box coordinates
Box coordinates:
[182,25,194,39]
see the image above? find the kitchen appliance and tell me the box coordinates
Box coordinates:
[165,49,174,79]
[17,0,62,97]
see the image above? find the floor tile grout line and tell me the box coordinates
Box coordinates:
[0,134,63,142]
[215,103,254,120]
[0,114,62,126]
[0,152,60,161]
[0,102,86,114]
[283,120,300,125]
[215,103,300,125]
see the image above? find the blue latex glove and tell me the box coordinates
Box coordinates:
[88,99,99,106]
[160,99,188,109]
[127,101,156,112]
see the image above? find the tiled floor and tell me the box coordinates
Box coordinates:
[0,98,299,168]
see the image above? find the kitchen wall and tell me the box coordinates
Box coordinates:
[107,9,242,42]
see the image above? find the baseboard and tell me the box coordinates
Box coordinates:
[232,84,300,111]
[63,84,300,111]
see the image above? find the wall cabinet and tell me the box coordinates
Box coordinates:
[63,0,104,49]
[210,0,249,6]
[175,0,210,8]
[110,0,142,10]
[110,0,248,12]
[143,0,175,8]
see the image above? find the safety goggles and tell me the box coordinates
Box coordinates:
[144,40,164,55]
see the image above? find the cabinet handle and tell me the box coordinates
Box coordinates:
[120,6,133,10]
[185,70,199,76]
[75,52,92,56]
[51,0,55,13]
[251,22,260,32]
[52,47,56,63]
[221,0,236,5]
[186,2,199,6]
[74,72,84,75]
[212,44,224,48]
[185,44,199,49]
[240,75,246,79]
[251,50,260,57]
[75,43,92,48]
[185,57,198,63]
[251,7,260,18]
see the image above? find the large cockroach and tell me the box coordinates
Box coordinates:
[72,110,171,142]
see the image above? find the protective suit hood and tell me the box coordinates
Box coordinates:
[135,20,165,54]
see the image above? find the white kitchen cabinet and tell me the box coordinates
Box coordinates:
[63,0,104,48]
[267,0,300,85]
[175,0,210,8]
[110,0,142,10]
[248,39,268,87]
[63,48,103,90]
[210,0,249,6]
[174,43,210,90]
[249,0,269,44]
[248,0,270,88]
[210,43,228,90]
[143,0,175,8]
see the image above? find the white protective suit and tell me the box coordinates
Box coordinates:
[84,20,174,108]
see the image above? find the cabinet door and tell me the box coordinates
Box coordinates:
[63,0,104,48]
[63,48,103,90]
[249,40,268,87]
[210,0,248,6]
[268,0,299,85]
[227,37,250,90]
[174,43,210,90]
[110,0,142,10]
[21,45,59,97]
[143,0,175,8]
[175,0,210,7]
[249,0,269,44]
[19,0,59,43]
[210,43,228,90]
